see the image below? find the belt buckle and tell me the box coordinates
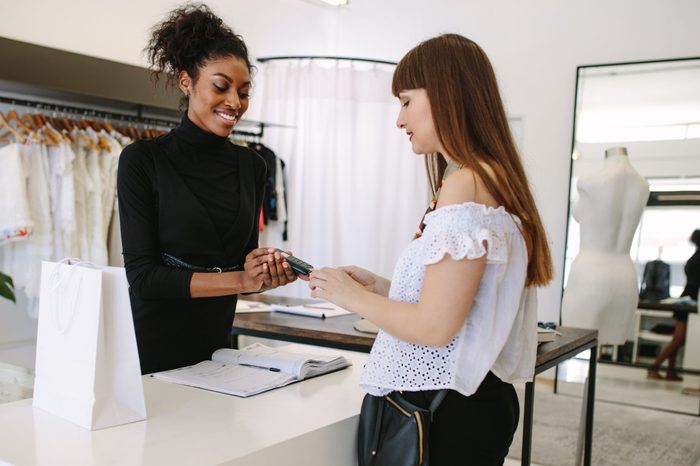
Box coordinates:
[212,267,223,273]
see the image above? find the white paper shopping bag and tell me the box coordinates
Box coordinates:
[33,260,147,430]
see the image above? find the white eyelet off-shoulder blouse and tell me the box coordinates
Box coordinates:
[359,202,538,397]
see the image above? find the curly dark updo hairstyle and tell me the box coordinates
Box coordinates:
[145,3,252,93]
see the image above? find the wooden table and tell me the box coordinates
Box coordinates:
[528,327,598,466]
[233,295,598,466]
[233,295,373,352]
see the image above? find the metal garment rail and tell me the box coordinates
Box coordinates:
[257,55,398,66]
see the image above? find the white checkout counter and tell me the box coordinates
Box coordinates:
[0,345,368,466]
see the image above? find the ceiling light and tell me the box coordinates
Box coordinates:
[306,0,349,6]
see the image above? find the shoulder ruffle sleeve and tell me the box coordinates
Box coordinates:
[420,202,515,265]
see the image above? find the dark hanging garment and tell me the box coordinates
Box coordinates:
[252,143,279,223]
[639,260,671,301]
[280,158,289,241]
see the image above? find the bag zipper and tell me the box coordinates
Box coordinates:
[385,396,424,465]
[414,411,424,465]
[385,396,410,417]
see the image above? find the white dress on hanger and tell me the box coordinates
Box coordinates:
[46,141,76,260]
[0,143,32,244]
[0,142,53,317]
[100,131,122,257]
[83,129,107,265]
[71,132,92,261]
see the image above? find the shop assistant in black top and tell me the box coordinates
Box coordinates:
[117,114,267,374]
[121,4,297,374]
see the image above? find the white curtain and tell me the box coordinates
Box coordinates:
[248,59,429,297]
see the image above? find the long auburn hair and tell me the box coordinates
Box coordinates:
[393,34,553,287]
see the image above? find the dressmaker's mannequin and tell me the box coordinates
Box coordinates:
[562,147,649,344]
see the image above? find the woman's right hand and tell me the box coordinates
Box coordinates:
[244,247,297,292]
[337,266,390,296]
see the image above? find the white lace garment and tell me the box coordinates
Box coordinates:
[360,202,538,397]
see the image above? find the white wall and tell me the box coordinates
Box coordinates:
[575,139,700,179]
[1,0,700,328]
[0,0,335,67]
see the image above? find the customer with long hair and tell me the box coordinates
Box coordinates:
[308,34,553,464]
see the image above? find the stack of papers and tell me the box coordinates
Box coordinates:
[537,328,561,343]
[236,299,272,313]
[270,302,353,318]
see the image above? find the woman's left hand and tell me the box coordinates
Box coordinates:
[308,267,366,310]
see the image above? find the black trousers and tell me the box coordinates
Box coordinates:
[402,372,520,466]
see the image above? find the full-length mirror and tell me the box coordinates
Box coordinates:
[560,58,700,415]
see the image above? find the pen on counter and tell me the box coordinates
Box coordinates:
[240,363,281,372]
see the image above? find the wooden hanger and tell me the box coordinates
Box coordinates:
[97,134,111,150]
[22,111,63,146]
[5,109,36,139]
[0,126,12,143]
[59,127,75,144]
[126,125,139,140]
[21,113,37,131]
[103,119,115,133]
[45,115,65,132]
[49,114,74,143]
[78,131,98,151]
[0,112,26,143]
[43,125,64,146]
[89,119,104,131]
[61,116,78,132]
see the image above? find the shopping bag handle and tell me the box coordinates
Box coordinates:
[48,258,96,334]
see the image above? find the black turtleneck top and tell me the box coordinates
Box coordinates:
[117,114,266,374]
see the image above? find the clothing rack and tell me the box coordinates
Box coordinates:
[0,95,178,129]
[231,119,297,140]
[231,122,266,139]
[257,55,398,66]
[0,93,292,139]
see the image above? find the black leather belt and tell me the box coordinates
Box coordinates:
[161,253,240,273]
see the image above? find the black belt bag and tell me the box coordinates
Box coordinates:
[358,389,448,466]
[161,253,240,273]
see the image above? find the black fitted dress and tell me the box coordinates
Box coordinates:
[117,114,266,374]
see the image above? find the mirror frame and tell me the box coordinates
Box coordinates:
[561,56,700,416]
[563,55,700,321]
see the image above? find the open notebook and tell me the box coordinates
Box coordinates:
[152,343,351,397]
